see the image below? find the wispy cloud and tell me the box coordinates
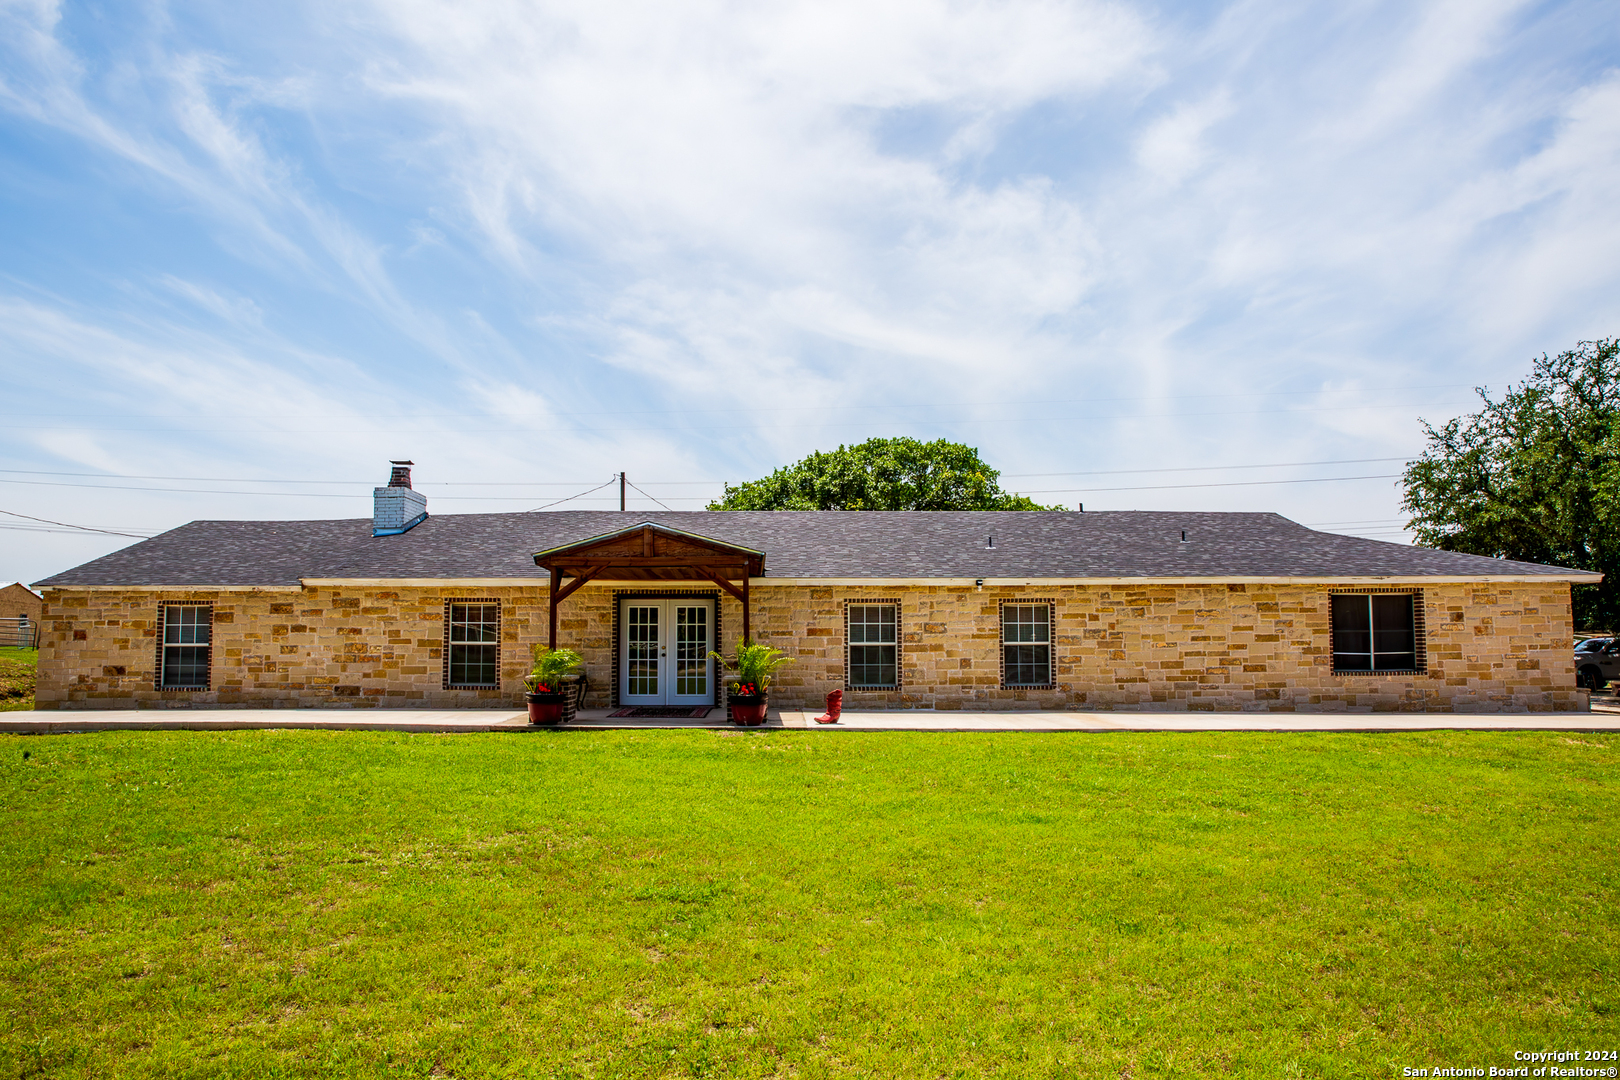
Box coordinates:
[0,0,1615,583]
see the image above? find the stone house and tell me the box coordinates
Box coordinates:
[32,464,1599,713]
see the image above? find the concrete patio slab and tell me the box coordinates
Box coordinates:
[0,709,535,735]
[778,710,1620,733]
[2,706,1616,735]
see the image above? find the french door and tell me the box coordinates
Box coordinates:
[619,598,715,706]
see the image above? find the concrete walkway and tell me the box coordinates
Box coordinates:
[4,705,1618,735]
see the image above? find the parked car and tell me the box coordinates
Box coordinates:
[1574,637,1618,690]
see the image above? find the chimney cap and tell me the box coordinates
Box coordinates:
[390,459,414,466]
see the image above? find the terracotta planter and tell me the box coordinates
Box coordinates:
[526,691,566,725]
[729,695,768,726]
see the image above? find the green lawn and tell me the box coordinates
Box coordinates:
[0,649,34,712]
[1,729,1615,1078]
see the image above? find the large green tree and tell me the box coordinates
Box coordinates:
[708,437,1060,511]
[1401,338,1620,630]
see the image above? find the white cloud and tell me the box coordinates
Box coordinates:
[0,0,1616,582]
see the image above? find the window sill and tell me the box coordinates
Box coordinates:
[1331,669,1425,676]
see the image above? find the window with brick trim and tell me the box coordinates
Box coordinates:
[158,604,212,689]
[1331,593,1422,673]
[445,601,500,688]
[846,602,898,689]
[1001,602,1053,687]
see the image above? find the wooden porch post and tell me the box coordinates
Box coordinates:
[742,572,750,644]
[548,566,561,651]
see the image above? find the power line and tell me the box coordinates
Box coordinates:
[0,508,154,538]
[0,468,725,487]
[0,523,157,536]
[525,477,621,513]
[624,478,674,511]
[0,477,721,501]
[1303,518,1409,527]
[1028,473,1401,495]
[1004,457,1411,478]
[0,456,1417,494]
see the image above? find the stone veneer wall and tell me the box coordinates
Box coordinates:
[35,580,1582,713]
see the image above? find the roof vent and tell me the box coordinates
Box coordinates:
[986,535,995,549]
[374,460,427,537]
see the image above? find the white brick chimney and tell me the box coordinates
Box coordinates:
[373,460,428,536]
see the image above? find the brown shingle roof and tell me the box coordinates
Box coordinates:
[32,510,1596,588]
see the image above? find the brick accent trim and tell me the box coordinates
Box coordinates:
[1326,587,1427,675]
[844,598,902,691]
[998,598,1057,689]
[610,590,722,707]
[155,601,213,691]
[443,598,501,690]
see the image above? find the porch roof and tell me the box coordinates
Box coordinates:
[532,521,764,582]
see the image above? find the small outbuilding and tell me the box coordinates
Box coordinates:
[0,582,43,648]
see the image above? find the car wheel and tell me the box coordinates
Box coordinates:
[1579,666,1605,691]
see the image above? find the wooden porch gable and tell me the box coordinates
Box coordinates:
[532,522,765,649]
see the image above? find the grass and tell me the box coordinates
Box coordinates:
[1,729,1616,1078]
[0,649,34,712]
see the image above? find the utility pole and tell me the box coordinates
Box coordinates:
[619,471,626,512]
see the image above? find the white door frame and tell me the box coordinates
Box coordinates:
[618,597,716,706]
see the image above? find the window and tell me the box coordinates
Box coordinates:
[1002,602,1053,687]
[847,602,898,688]
[446,601,500,687]
[1331,593,1421,673]
[159,604,212,689]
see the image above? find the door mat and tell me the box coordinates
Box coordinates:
[607,707,714,718]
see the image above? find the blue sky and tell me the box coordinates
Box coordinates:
[2,0,1618,587]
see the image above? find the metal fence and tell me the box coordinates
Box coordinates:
[0,620,40,650]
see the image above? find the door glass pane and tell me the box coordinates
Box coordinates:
[627,605,659,697]
[674,605,708,697]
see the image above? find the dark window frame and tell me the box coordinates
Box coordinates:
[999,599,1056,689]
[845,599,901,691]
[1329,589,1426,675]
[156,602,213,690]
[443,599,501,689]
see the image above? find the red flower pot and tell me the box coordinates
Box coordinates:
[527,691,566,725]
[729,694,768,726]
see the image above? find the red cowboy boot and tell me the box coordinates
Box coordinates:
[814,688,842,725]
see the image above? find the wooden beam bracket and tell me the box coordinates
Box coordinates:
[698,569,747,604]
[553,565,605,605]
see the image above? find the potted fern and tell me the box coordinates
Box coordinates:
[709,639,794,726]
[525,646,582,725]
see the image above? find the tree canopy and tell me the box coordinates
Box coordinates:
[707,437,1060,511]
[1401,338,1620,630]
